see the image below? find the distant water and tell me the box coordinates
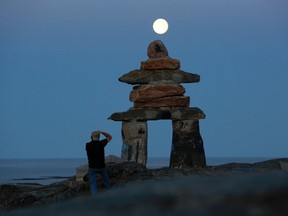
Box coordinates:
[0,158,87,185]
[0,157,275,185]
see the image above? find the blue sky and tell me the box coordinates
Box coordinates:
[1,0,288,159]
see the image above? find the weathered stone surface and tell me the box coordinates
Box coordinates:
[147,40,169,58]
[121,121,148,165]
[141,57,180,70]
[119,69,200,84]
[108,107,206,121]
[170,120,206,169]
[109,108,171,121]
[134,96,190,108]
[169,107,206,120]
[130,84,185,102]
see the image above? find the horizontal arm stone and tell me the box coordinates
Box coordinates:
[118,69,200,85]
[108,107,206,121]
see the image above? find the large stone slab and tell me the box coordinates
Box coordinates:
[108,107,206,121]
[141,57,180,70]
[134,96,190,108]
[119,69,200,85]
[130,84,186,102]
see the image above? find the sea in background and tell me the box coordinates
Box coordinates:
[0,157,276,185]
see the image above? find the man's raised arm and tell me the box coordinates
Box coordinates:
[99,131,112,142]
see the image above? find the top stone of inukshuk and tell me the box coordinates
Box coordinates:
[109,40,205,121]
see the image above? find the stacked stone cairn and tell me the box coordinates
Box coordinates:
[109,40,206,169]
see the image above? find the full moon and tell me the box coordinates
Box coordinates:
[153,18,169,34]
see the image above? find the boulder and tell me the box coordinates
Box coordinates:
[76,164,88,182]
[130,84,185,102]
[76,162,150,184]
[119,69,200,85]
[147,40,169,58]
[105,155,122,164]
[76,155,121,182]
[134,96,190,108]
[141,57,180,70]
[280,162,288,171]
[106,161,150,180]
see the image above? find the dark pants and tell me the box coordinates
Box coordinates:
[88,168,111,196]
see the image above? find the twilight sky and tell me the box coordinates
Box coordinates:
[1,0,288,159]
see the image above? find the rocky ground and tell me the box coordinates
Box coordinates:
[1,158,288,216]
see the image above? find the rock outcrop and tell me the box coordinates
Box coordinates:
[2,159,288,214]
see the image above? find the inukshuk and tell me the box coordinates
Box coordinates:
[109,40,206,169]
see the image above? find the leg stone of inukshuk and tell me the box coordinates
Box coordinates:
[121,121,148,165]
[170,119,206,169]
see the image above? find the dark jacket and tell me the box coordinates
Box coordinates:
[86,139,108,169]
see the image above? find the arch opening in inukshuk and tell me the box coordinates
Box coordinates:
[109,40,206,169]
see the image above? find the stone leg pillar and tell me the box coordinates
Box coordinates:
[170,119,206,169]
[121,121,148,165]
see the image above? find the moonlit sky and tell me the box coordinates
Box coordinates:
[1,0,288,159]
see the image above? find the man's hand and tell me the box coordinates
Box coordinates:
[100,131,112,142]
